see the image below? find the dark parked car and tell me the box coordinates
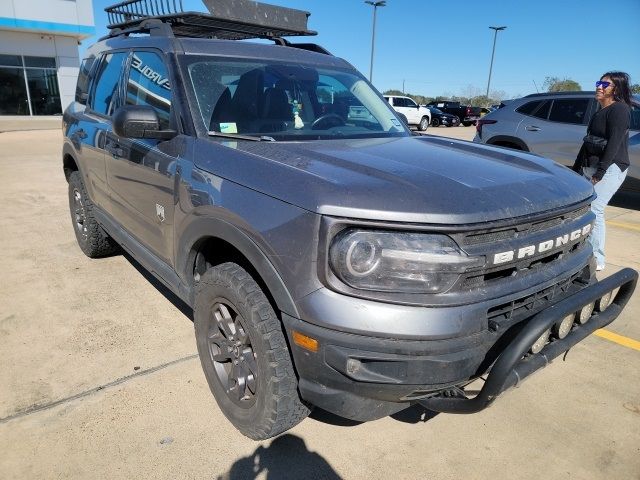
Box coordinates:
[474,91,640,190]
[426,100,481,126]
[427,106,460,127]
[62,0,636,440]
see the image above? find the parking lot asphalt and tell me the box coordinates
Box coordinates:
[1,127,639,480]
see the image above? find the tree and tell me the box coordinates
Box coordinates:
[631,84,640,95]
[543,76,582,92]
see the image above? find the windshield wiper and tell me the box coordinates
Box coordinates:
[207,131,276,142]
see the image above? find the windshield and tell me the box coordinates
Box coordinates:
[181,56,408,140]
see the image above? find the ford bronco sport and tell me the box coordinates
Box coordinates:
[63,0,637,440]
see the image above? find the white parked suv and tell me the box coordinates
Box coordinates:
[384,95,431,131]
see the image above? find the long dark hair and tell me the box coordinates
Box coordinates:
[602,71,632,106]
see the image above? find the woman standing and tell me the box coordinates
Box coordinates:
[573,71,632,271]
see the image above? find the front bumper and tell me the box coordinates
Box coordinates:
[283,268,637,421]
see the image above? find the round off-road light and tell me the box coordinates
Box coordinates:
[553,315,574,339]
[596,291,613,312]
[530,329,550,354]
[577,302,595,325]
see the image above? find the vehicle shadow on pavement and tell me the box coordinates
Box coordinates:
[611,189,640,210]
[217,434,342,480]
[121,251,194,321]
[310,405,439,427]
[390,405,440,423]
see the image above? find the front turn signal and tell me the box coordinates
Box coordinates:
[293,331,319,353]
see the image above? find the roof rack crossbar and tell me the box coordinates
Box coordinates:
[106,0,185,26]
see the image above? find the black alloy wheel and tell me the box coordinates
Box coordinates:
[194,262,310,439]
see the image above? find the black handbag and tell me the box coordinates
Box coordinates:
[582,134,607,156]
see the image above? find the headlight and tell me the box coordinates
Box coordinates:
[329,229,482,293]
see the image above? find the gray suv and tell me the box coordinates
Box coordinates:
[62,0,637,440]
[473,92,640,190]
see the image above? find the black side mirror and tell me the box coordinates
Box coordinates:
[113,105,176,140]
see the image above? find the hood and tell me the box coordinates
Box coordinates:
[193,135,593,224]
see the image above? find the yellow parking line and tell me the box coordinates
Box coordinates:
[606,220,640,232]
[594,329,640,351]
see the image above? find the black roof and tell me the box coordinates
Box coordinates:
[524,91,595,98]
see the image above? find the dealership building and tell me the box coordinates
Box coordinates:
[0,0,95,116]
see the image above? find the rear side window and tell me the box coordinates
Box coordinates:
[548,98,589,124]
[125,51,172,129]
[75,56,95,105]
[516,101,541,116]
[91,52,128,116]
[630,104,640,131]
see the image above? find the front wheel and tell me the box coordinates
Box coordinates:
[418,116,430,131]
[194,262,310,440]
[462,121,472,127]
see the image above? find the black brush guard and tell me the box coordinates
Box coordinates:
[418,268,637,414]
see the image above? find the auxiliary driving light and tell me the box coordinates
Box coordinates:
[553,315,574,339]
[530,329,550,354]
[577,301,595,325]
[596,291,613,312]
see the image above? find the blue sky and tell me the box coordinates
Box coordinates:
[83,0,640,100]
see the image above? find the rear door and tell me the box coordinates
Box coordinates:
[516,97,594,167]
[105,49,182,264]
[77,52,129,211]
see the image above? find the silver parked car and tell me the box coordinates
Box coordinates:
[474,92,640,191]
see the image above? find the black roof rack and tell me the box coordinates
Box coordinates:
[105,0,317,40]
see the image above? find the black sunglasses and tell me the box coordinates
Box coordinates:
[595,81,612,89]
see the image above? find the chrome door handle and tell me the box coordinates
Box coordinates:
[525,126,541,132]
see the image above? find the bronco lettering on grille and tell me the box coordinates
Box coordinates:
[493,224,592,265]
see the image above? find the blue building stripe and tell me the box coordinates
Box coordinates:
[0,17,95,36]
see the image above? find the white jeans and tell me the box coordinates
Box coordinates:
[582,163,628,268]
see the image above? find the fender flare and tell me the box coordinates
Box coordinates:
[177,215,299,318]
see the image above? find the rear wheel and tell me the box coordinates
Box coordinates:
[432,118,440,127]
[462,121,472,127]
[194,262,310,440]
[68,171,118,258]
[418,116,430,131]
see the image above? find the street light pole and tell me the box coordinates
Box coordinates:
[365,1,386,83]
[486,26,506,98]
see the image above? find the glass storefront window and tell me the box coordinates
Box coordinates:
[0,55,61,116]
[24,56,57,69]
[26,68,61,115]
[0,67,30,115]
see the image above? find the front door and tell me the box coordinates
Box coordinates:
[106,50,181,265]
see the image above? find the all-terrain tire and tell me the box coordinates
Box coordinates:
[194,262,310,440]
[68,171,118,258]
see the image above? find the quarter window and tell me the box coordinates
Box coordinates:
[548,98,589,124]
[126,51,172,129]
[516,101,541,116]
[91,52,128,116]
[531,100,551,120]
[76,56,96,105]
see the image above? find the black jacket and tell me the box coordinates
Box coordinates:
[573,101,630,180]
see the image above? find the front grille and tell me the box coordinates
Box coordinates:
[462,206,589,246]
[487,270,585,323]
[447,204,592,294]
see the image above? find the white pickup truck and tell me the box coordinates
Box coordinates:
[384,95,431,131]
